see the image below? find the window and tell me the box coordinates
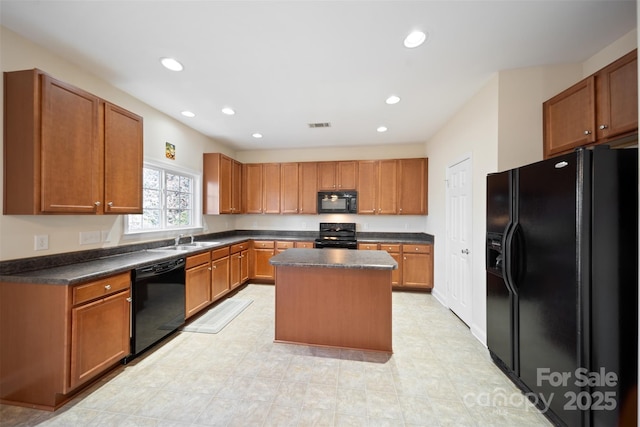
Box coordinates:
[126,162,201,234]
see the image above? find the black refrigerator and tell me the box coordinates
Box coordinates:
[486,146,638,427]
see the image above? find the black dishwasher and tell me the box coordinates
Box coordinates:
[128,257,186,361]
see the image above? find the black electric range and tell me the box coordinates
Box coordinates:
[313,222,357,249]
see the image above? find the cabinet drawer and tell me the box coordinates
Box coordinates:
[231,242,249,253]
[403,244,431,254]
[254,240,275,249]
[295,241,315,249]
[380,244,401,253]
[276,241,295,249]
[358,243,379,251]
[211,246,230,260]
[73,272,131,305]
[186,252,211,269]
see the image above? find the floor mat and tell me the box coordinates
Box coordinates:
[180,298,253,334]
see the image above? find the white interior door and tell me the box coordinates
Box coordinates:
[446,155,473,326]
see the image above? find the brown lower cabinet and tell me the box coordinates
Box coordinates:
[358,242,433,290]
[0,272,131,410]
[185,252,212,318]
[230,242,250,289]
[211,247,230,300]
[252,240,275,281]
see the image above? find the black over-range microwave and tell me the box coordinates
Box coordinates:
[317,191,357,214]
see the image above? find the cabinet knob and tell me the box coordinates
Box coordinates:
[126,297,132,303]
[211,265,216,270]
[94,201,101,207]
[107,201,113,207]
[104,284,111,290]
[584,130,592,135]
[599,124,608,130]
[415,247,419,251]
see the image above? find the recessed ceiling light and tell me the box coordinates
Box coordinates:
[252,133,263,139]
[404,31,427,48]
[221,107,235,116]
[160,57,184,71]
[181,111,195,118]
[377,126,388,133]
[385,95,400,105]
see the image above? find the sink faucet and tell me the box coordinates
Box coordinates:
[190,235,195,244]
[175,234,184,246]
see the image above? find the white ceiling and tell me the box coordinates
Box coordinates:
[1,1,636,151]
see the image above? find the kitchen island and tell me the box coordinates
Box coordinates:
[269,248,397,352]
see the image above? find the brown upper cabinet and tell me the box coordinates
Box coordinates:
[357,160,398,214]
[317,161,358,190]
[203,153,242,214]
[398,158,428,215]
[4,69,143,215]
[280,162,318,214]
[543,49,637,159]
[244,163,281,214]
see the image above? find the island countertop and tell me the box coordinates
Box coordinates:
[269,248,397,270]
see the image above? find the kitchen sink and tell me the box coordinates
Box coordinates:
[149,241,222,252]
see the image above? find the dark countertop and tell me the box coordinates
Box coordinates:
[0,230,432,285]
[269,248,397,270]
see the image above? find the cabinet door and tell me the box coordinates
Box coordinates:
[398,158,428,215]
[280,163,299,214]
[41,74,101,213]
[231,159,243,213]
[377,160,398,214]
[103,102,143,214]
[317,162,337,190]
[252,241,275,280]
[70,290,130,389]
[402,245,433,289]
[244,163,263,213]
[219,154,233,214]
[543,77,596,158]
[337,161,358,190]
[230,252,241,289]
[240,250,250,283]
[211,256,230,301]
[596,49,638,141]
[357,161,377,214]
[298,162,318,214]
[186,262,211,318]
[263,163,281,214]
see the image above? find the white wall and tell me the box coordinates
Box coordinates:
[425,29,638,346]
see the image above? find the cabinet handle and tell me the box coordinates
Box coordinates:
[107,201,113,207]
[461,249,470,254]
[584,130,592,135]
[212,265,217,269]
[94,201,101,207]
[126,297,132,303]
[104,284,111,290]
[599,124,608,130]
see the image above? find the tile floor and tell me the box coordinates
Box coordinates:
[1,284,552,426]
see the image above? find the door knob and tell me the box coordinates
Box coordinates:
[461,249,470,254]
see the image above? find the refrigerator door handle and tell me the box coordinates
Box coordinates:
[504,222,523,291]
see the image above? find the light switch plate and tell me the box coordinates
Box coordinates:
[79,231,101,245]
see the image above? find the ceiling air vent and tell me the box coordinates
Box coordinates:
[308,122,331,128]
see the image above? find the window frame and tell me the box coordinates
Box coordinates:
[124,160,202,235]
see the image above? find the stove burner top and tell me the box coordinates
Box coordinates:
[314,222,357,249]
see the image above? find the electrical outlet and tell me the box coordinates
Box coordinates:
[34,235,49,251]
[79,231,101,245]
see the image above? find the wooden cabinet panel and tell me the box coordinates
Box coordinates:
[185,261,211,318]
[595,49,638,141]
[203,153,242,214]
[295,241,315,249]
[358,243,379,250]
[280,163,299,214]
[543,77,596,158]
[244,163,263,214]
[398,158,428,215]
[103,103,143,214]
[244,163,280,214]
[3,69,142,215]
[402,244,433,289]
[263,163,281,214]
[70,289,130,389]
[543,49,637,158]
[230,249,249,289]
[357,160,397,214]
[72,272,130,305]
[211,255,230,301]
[318,161,357,190]
[252,241,275,280]
[298,162,318,214]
